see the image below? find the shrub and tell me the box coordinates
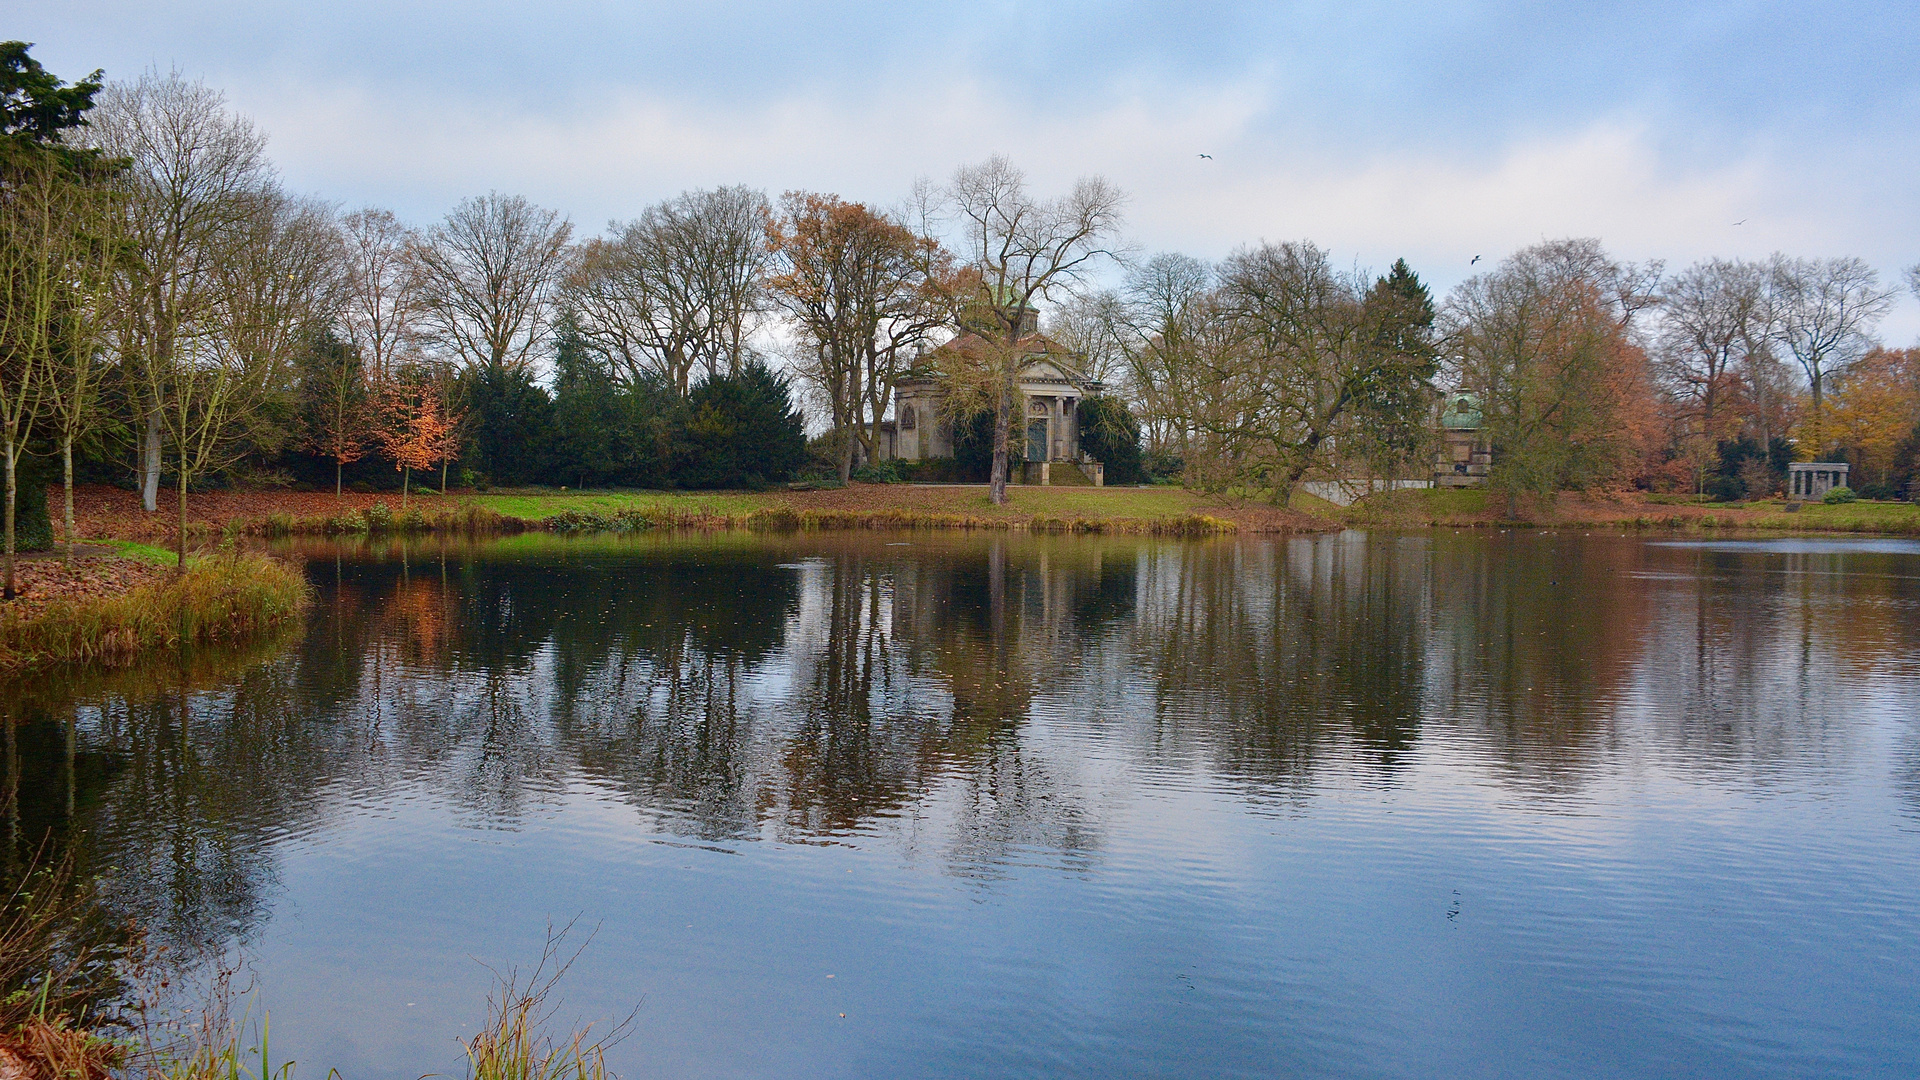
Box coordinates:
[361,501,394,532]
[673,362,807,489]
[1141,447,1186,484]
[12,455,53,552]
[1076,396,1145,485]
[851,461,904,484]
[895,457,971,484]
[1822,486,1857,504]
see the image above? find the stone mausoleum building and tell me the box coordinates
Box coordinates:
[881,319,1105,486]
[1433,391,1493,487]
[1787,462,1850,500]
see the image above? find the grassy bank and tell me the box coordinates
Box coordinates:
[121,484,1324,539]
[1341,487,1920,535]
[0,553,311,673]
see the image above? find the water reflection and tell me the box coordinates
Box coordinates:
[5,530,1920,1076]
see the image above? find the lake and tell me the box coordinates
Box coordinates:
[7,529,1920,1079]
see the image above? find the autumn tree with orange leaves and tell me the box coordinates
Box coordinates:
[1444,239,1664,508]
[1828,347,1920,489]
[767,192,952,483]
[375,377,461,506]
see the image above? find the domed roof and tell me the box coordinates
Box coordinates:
[1440,392,1482,430]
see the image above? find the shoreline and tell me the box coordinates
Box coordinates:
[0,551,311,675]
[33,484,1920,552]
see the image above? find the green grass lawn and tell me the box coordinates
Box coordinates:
[459,489,776,520]
[1750,500,1920,534]
[458,484,1218,523]
[98,539,181,565]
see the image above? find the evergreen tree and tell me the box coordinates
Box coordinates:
[551,318,624,487]
[1076,396,1144,484]
[0,42,106,173]
[949,408,997,483]
[460,363,558,487]
[1351,258,1439,474]
[673,362,806,489]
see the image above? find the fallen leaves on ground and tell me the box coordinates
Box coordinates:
[2,556,171,619]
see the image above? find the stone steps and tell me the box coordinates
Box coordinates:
[1050,462,1095,486]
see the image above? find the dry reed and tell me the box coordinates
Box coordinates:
[0,553,310,673]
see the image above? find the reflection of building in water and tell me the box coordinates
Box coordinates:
[1434,392,1492,487]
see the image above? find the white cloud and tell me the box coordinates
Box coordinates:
[239,76,1920,341]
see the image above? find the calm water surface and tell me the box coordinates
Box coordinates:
[8,529,1920,1079]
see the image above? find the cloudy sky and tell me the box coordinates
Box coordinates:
[18,1,1920,337]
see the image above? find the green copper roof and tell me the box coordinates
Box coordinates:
[1440,393,1482,430]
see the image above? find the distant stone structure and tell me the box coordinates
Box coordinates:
[1433,392,1493,487]
[1787,462,1850,500]
[880,313,1105,485]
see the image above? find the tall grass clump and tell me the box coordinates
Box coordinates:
[462,928,632,1080]
[0,853,126,1080]
[0,553,311,672]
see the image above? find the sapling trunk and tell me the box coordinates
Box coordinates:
[3,445,15,602]
[142,408,161,513]
[62,438,75,569]
[176,469,189,574]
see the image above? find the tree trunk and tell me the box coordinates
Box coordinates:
[440,458,448,494]
[989,383,1010,506]
[336,460,343,500]
[62,437,75,569]
[3,445,16,602]
[142,407,162,513]
[175,465,189,574]
[402,466,410,509]
[1809,373,1825,457]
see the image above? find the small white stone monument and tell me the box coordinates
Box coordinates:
[1787,462,1849,500]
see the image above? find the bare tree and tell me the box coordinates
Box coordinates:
[1766,255,1895,456]
[943,156,1126,504]
[338,206,419,379]
[411,193,573,376]
[0,164,62,597]
[29,170,121,566]
[1115,253,1217,459]
[566,186,772,396]
[1044,291,1130,387]
[1657,259,1767,480]
[767,191,950,482]
[84,69,272,512]
[149,187,336,568]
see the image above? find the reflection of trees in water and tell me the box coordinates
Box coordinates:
[10,531,1920,977]
[4,646,328,955]
[1411,533,1657,792]
[1626,547,1920,787]
[1128,534,1434,792]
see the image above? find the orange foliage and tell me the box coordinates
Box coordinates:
[374,379,464,500]
[1829,347,1920,483]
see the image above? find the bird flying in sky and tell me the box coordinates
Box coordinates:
[1470,255,1481,265]
[1197,153,1212,159]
